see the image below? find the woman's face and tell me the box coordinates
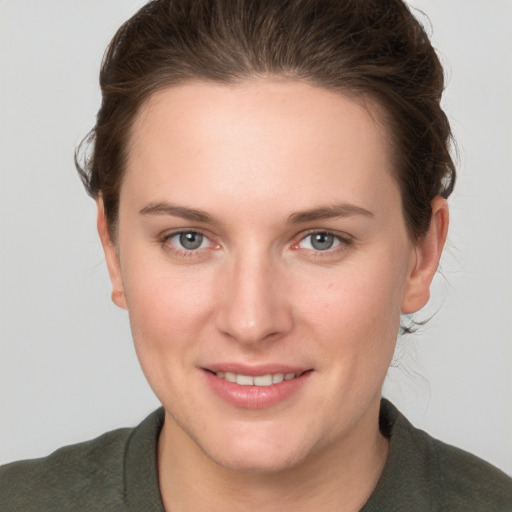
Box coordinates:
[100,79,439,472]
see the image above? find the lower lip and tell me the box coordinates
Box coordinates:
[203,370,312,409]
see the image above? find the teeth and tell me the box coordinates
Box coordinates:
[254,375,272,386]
[236,374,254,386]
[215,371,297,386]
[225,372,236,383]
[272,373,284,384]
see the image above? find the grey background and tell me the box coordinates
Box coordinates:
[1,0,511,474]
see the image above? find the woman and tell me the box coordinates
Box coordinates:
[1,0,511,510]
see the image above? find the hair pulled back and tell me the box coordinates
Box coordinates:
[76,0,455,240]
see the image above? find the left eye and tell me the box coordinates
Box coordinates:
[168,231,210,251]
[298,232,342,251]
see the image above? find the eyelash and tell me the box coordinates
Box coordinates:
[159,229,217,257]
[158,229,352,258]
[292,230,352,256]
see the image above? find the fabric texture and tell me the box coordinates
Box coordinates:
[1,400,511,511]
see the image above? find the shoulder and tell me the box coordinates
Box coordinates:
[0,408,165,512]
[363,399,512,511]
[0,427,132,511]
[420,427,512,509]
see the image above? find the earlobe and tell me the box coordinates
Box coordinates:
[96,198,127,310]
[401,196,449,314]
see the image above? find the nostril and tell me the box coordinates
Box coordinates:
[214,269,294,345]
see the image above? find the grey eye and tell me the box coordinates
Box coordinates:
[298,232,342,251]
[177,232,205,250]
[310,233,335,250]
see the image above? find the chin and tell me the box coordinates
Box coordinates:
[206,445,308,474]
[189,423,319,475]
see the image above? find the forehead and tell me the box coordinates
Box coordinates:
[123,79,399,220]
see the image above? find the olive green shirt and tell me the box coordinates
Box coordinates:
[1,400,511,511]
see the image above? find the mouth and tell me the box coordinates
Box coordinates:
[210,370,305,387]
[202,367,312,408]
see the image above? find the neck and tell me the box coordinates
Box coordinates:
[157,401,388,512]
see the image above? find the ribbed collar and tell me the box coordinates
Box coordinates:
[361,399,437,511]
[122,400,436,511]
[124,407,166,512]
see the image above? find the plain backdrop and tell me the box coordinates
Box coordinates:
[1,0,511,475]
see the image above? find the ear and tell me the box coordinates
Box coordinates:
[401,196,449,314]
[96,198,127,310]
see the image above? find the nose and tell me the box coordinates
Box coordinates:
[215,250,293,346]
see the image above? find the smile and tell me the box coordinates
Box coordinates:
[215,371,299,386]
[204,368,311,408]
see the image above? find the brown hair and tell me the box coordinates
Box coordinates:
[76,0,455,240]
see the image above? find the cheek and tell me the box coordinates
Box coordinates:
[296,250,409,355]
[121,264,219,408]
[120,257,215,362]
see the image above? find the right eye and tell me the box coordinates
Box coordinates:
[166,231,211,251]
[298,232,341,251]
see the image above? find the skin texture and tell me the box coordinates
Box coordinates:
[97,79,448,511]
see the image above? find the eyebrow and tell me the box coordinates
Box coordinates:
[287,203,374,224]
[139,202,212,223]
[139,201,373,224]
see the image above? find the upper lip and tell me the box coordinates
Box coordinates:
[202,363,312,376]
